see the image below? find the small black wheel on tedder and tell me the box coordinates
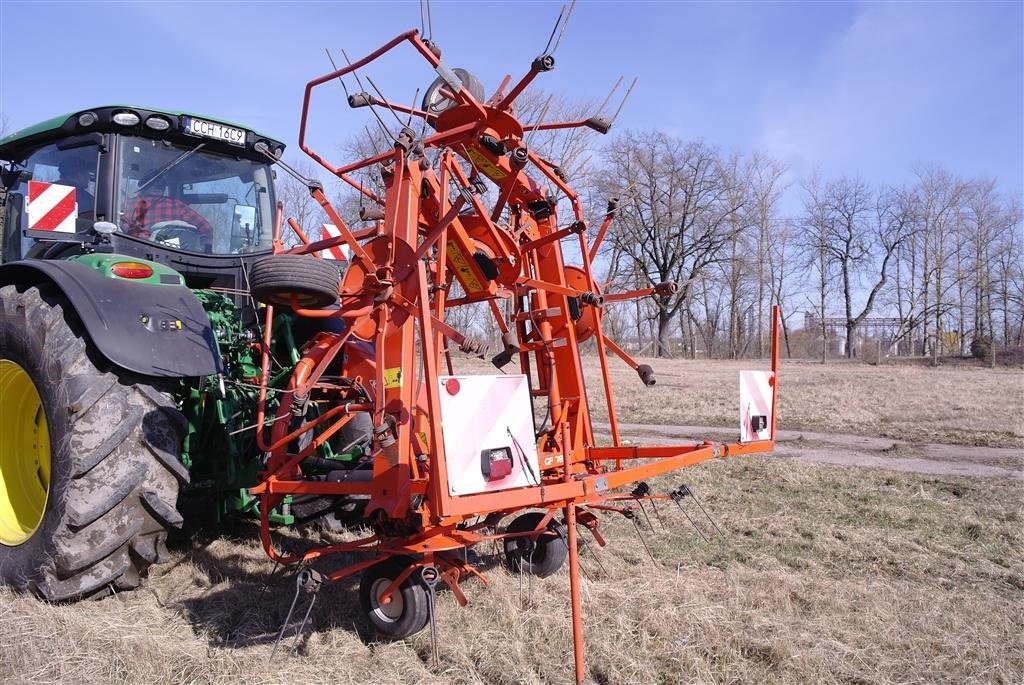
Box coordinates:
[502,511,569,578]
[358,555,430,639]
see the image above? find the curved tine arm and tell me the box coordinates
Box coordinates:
[300,30,418,165]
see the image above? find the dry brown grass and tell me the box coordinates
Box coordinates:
[576,357,1023,449]
[2,458,1022,685]
[2,359,1022,683]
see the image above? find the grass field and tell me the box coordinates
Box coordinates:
[577,356,1024,449]
[1,359,1021,684]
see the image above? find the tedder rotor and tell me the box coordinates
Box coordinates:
[247,19,780,683]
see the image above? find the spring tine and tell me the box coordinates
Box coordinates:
[258,559,281,597]
[341,48,367,92]
[636,499,654,531]
[674,499,710,543]
[324,48,351,99]
[587,543,608,576]
[596,76,623,117]
[417,566,442,669]
[364,125,384,156]
[341,49,392,140]
[427,586,439,668]
[541,3,567,55]
[524,94,554,148]
[365,76,407,128]
[527,543,535,601]
[289,591,318,657]
[270,573,304,662]
[689,491,725,538]
[650,499,668,532]
[518,544,525,607]
[550,0,577,55]
[632,517,656,563]
[610,76,638,124]
[407,87,420,128]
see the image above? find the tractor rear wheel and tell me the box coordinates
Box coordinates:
[0,285,187,601]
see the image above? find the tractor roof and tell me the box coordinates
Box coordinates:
[0,105,285,160]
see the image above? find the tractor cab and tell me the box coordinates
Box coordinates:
[0,106,284,290]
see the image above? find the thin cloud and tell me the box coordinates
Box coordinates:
[757,3,1021,185]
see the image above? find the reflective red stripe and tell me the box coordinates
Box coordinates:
[34,189,77,230]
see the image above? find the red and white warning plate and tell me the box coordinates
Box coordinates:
[27,181,78,233]
[739,370,775,442]
[318,223,350,262]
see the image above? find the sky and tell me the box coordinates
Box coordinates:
[1,0,1021,214]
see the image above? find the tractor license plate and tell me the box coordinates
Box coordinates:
[183,117,245,146]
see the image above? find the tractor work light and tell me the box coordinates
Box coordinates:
[110,261,154,279]
[112,111,141,126]
[145,116,171,131]
[77,111,98,127]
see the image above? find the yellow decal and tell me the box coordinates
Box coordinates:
[384,367,403,389]
[446,242,484,293]
[465,148,507,181]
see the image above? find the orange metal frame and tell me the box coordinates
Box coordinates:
[249,30,780,684]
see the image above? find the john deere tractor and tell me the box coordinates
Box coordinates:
[0,105,351,600]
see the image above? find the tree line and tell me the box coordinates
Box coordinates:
[590,131,1021,361]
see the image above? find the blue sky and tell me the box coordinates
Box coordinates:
[1,1,1021,211]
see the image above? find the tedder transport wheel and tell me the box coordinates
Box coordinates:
[502,511,568,578]
[0,286,187,601]
[359,555,430,639]
[249,254,340,309]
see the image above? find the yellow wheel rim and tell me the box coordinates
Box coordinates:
[0,360,51,546]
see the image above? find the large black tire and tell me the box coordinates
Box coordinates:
[249,254,339,309]
[358,555,430,639]
[502,511,568,578]
[0,285,188,601]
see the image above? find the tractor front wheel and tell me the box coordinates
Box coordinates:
[0,286,187,601]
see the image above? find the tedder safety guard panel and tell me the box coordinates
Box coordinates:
[437,374,541,496]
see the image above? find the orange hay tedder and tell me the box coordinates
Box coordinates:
[247,8,779,681]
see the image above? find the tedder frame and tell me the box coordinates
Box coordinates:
[246,25,780,683]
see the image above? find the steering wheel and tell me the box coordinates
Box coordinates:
[149,220,204,252]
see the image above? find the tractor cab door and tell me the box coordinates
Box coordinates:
[2,136,107,263]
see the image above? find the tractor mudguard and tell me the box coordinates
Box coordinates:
[0,259,222,377]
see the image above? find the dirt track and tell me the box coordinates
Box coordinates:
[594,422,1024,480]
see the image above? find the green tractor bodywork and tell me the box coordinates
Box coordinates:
[0,106,353,599]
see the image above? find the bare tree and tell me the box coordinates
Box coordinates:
[747,153,788,357]
[599,131,744,357]
[275,158,329,248]
[767,219,797,357]
[719,151,755,359]
[799,176,913,358]
[798,173,835,362]
[914,166,965,361]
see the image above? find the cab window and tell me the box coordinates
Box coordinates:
[115,136,273,255]
[2,143,99,261]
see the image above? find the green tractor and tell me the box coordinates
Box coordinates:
[0,105,352,601]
